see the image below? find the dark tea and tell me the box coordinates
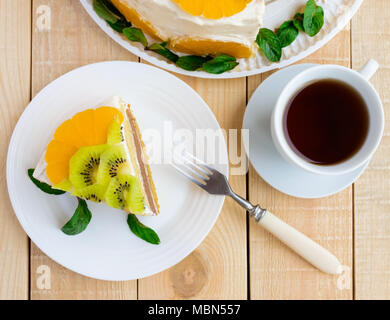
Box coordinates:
[283,79,369,165]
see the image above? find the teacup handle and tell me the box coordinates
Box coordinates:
[358,59,379,80]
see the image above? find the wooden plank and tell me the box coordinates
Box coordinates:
[0,0,31,300]
[30,0,137,300]
[248,28,353,299]
[352,0,390,300]
[139,75,248,299]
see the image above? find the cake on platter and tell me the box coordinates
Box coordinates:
[110,0,266,58]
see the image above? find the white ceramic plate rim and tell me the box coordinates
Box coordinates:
[80,0,363,79]
[6,61,228,281]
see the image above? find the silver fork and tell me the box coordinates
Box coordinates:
[172,152,342,275]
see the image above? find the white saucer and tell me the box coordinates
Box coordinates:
[243,64,368,199]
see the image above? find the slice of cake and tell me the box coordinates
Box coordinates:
[34,96,159,216]
[110,0,266,58]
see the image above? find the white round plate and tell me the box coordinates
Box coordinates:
[7,61,228,281]
[80,0,363,79]
[243,63,368,199]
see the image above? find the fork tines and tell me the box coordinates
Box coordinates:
[172,152,214,187]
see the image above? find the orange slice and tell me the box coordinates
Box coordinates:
[46,162,70,186]
[171,0,252,19]
[171,37,252,58]
[45,107,124,185]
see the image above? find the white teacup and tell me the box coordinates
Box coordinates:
[271,59,384,176]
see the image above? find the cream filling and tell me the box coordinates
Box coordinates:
[120,0,265,48]
[33,96,155,216]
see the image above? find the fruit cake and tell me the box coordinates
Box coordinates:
[110,0,266,58]
[33,96,159,216]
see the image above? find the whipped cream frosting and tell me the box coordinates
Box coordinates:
[121,0,265,49]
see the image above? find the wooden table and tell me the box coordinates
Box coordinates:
[1,0,389,300]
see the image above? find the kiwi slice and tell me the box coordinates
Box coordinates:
[97,144,131,186]
[69,144,109,189]
[107,117,124,145]
[126,175,145,214]
[54,179,73,193]
[105,174,145,214]
[73,184,106,203]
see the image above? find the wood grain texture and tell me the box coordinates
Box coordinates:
[1,0,388,300]
[0,0,31,300]
[352,0,390,300]
[30,0,137,300]
[248,28,354,300]
[138,76,248,299]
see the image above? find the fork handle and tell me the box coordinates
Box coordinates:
[252,208,342,275]
[229,194,342,274]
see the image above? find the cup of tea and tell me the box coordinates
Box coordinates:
[271,59,384,175]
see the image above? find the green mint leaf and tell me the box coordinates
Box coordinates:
[202,54,239,74]
[28,169,66,195]
[93,0,121,24]
[61,198,92,236]
[107,19,131,33]
[127,214,160,245]
[293,13,305,32]
[303,0,324,37]
[147,42,179,63]
[176,55,211,71]
[256,28,282,62]
[93,0,130,33]
[100,0,125,18]
[123,27,148,47]
[277,20,299,48]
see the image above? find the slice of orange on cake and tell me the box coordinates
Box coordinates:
[171,0,252,19]
[33,96,159,216]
